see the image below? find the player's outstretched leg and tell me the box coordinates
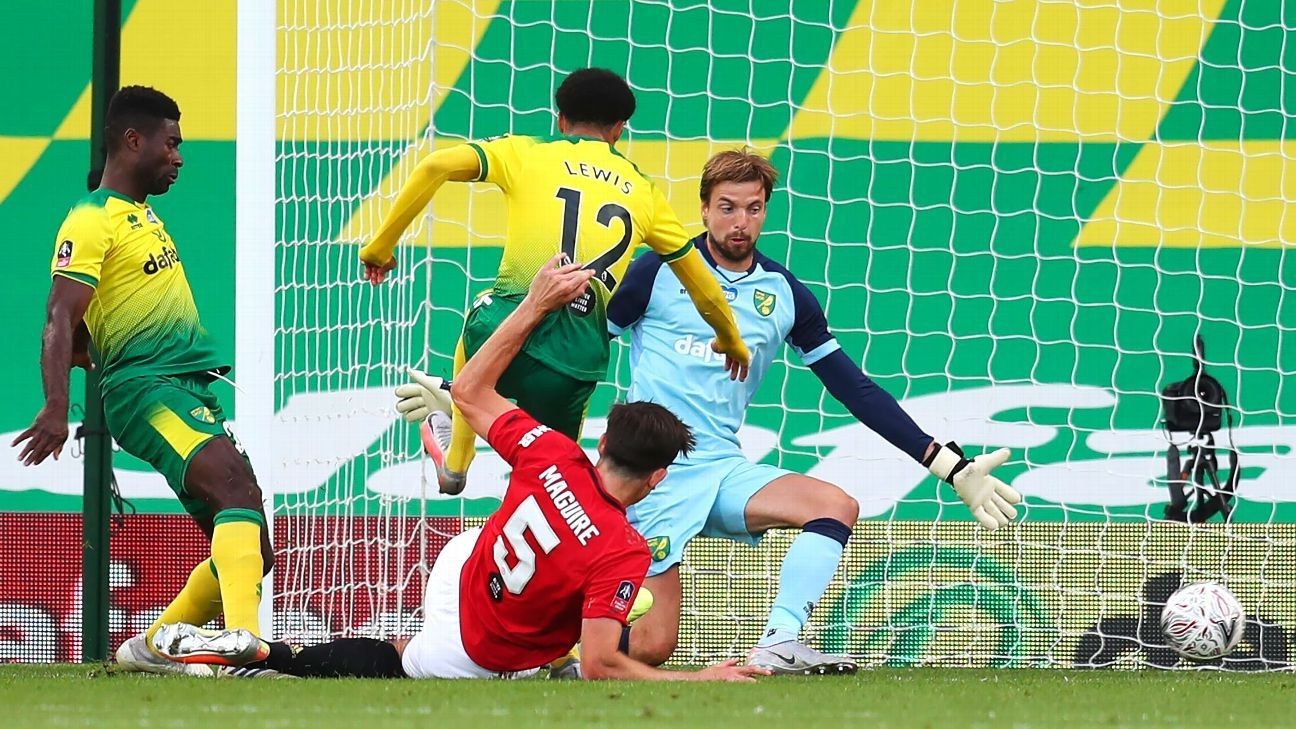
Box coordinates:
[184,438,274,641]
[745,513,859,675]
[104,376,273,656]
[215,637,406,679]
[743,474,860,675]
[432,337,475,494]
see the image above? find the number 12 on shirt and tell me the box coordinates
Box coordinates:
[555,187,632,291]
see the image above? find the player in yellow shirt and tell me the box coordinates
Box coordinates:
[361,68,750,495]
[13,87,270,672]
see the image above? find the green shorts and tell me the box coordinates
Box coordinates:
[102,372,239,521]
[462,303,598,439]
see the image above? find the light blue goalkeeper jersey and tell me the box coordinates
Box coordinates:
[607,233,841,457]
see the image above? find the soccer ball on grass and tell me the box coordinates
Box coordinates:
[1159,582,1245,661]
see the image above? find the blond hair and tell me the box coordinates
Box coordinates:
[699,148,778,203]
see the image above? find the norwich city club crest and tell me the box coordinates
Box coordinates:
[646,536,671,562]
[753,289,777,317]
[189,406,216,424]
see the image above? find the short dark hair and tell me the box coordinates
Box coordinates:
[554,68,636,128]
[602,402,694,478]
[106,86,181,153]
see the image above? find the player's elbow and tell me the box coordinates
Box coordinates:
[421,145,478,183]
[448,378,478,410]
[579,652,623,681]
[580,662,612,681]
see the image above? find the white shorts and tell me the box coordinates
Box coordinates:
[400,528,541,680]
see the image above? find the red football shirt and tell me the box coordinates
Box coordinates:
[458,408,651,672]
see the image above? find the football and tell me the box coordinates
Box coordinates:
[1160,582,1246,661]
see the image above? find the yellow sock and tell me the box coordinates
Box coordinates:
[446,337,477,475]
[210,509,265,636]
[145,558,223,643]
[445,402,479,475]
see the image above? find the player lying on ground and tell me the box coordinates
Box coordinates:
[362,67,749,496]
[606,150,1023,675]
[153,256,768,682]
[14,87,273,674]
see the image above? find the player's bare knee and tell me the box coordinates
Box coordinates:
[831,491,859,525]
[634,628,678,667]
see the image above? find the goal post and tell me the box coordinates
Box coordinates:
[253,0,1296,668]
[235,0,278,638]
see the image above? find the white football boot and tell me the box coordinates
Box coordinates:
[151,623,270,667]
[115,633,218,676]
[421,411,467,495]
[747,640,858,676]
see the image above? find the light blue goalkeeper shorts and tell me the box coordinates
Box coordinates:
[626,451,791,577]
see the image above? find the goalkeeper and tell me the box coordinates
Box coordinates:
[361,68,749,495]
[606,150,1024,675]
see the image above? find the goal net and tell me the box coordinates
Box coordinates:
[259,0,1296,669]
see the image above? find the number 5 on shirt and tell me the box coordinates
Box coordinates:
[493,495,561,594]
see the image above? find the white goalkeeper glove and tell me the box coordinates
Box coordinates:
[924,442,1022,531]
[394,368,454,423]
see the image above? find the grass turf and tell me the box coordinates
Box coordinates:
[1,664,1292,728]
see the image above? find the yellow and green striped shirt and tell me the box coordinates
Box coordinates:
[51,188,226,392]
[468,134,694,380]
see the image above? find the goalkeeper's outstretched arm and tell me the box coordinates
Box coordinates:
[809,349,1022,530]
[358,144,482,284]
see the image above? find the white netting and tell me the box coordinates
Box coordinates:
[267,0,1295,669]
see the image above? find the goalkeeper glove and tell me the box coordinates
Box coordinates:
[394,368,454,423]
[924,442,1022,531]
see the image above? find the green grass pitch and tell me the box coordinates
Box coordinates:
[2,664,1292,728]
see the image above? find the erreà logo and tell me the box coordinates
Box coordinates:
[142,246,181,274]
